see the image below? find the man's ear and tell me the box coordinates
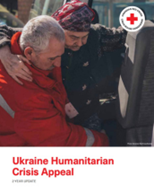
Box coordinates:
[24,47,35,60]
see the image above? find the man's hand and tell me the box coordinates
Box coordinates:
[0,45,33,85]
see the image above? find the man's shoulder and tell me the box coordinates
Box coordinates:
[0,63,49,104]
[0,62,14,87]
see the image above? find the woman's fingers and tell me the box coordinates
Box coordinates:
[0,46,33,84]
[17,55,32,65]
[4,55,33,83]
[11,74,24,85]
[16,70,33,82]
[13,60,33,78]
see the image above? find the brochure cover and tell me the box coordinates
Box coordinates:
[0,0,154,192]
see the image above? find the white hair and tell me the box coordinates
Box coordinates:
[20,15,65,53]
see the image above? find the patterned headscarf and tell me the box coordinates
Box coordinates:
[52,0,95,32]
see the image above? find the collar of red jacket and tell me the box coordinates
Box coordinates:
[10,32,63,88]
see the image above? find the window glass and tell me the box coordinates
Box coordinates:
[92,0,154,27]
[29,0,64,20]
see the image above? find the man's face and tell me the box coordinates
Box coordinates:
[29,38,65,71]
[64,30,89,51]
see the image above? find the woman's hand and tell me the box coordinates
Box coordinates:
[0,45,33,85]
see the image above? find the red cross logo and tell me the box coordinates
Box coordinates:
[127,13,138,25]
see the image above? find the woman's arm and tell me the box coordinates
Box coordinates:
[0,26,32,84]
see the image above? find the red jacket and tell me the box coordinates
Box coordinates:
[0,32,109,146]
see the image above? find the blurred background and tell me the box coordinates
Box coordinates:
[1,0,154,27]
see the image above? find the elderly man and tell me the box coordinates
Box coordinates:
[0,0,127,133]
[0,15,108,146]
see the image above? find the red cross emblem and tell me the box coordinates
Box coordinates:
[127,13,138,25]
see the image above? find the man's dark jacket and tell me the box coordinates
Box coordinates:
[0,24,127,124]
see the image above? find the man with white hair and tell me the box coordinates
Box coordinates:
[0,15,108,146]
